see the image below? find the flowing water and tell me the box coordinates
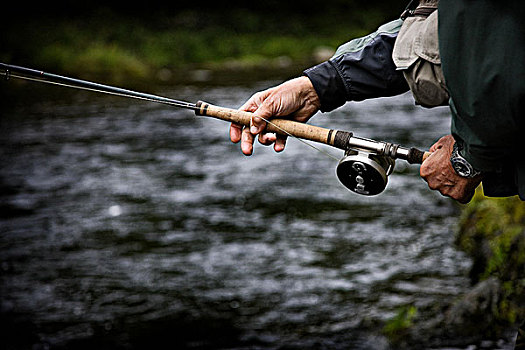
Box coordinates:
[1,75,476,349]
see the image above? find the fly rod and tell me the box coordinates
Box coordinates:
[0,62,431,195]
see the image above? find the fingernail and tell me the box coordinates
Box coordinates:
[250,126,259,134]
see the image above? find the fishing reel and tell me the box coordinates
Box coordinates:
[0,63,430,199]
[336,149,395,196]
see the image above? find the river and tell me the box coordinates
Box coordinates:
[1,72,476,349]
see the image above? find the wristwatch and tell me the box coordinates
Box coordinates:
[450,142,482,178]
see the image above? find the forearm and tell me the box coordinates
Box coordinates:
[303,19,409,112]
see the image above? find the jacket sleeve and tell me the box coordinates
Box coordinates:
[439,0,525,199]
[303,19,409,112]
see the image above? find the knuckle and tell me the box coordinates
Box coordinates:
[440,187,454,197]
[420,164,430,177]
[252,91,264,99]
[428,182,440,190]
[423,176,439,189]
[265,95,278,110]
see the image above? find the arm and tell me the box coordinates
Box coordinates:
[304,19,409,112]
[435,0,525,200]
[231,19,410,155]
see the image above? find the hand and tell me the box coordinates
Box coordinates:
[230,76,321,155]
[420,135,482,203]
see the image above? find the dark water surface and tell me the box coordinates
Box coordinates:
[1,77,473,349]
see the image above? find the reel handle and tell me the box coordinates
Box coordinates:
[195,101,349,148]
[407,147,432,164]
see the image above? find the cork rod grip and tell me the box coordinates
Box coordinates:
[195,101,430,158]
[195,101,338,147]
[406,147,432,164]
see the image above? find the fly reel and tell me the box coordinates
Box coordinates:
[0,63,432,198]
[336,150,395,196]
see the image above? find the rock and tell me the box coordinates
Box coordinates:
[386,191,524,349]
[444,277,505,337]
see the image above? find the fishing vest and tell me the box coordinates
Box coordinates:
[392,1,449,108]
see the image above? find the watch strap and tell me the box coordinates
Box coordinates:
[451,142,482,178]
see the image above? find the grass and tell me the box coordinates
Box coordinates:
[383,305,418,339]
[0,7,396,83]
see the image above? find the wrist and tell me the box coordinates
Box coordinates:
[450,142,482,178]
[297,76,321,110]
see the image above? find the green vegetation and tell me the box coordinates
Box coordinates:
[0,3,405,83]
[456,190,525,327]
[383,305,418,342]
[380,192,524,346]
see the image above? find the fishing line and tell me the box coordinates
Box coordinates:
[2,62,432,196]
[1,70,198,110]
[3,69,338,161]
[256,116,340,161]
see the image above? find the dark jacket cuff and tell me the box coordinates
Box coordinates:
[303,61,347,113]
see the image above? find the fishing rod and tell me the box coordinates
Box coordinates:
[0,63,430,196]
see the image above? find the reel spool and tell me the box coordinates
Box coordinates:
[336,150,395,196]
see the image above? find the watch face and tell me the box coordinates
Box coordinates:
[452,157,473,177]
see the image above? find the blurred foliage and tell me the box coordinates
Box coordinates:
[0,1,408,82]
[380,192,524,347]
[382,305,418,342]
[457,189,525,327]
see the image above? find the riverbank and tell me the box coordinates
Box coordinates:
[455,191,524,335]
[0,5,401,84]
[384,190,525,348]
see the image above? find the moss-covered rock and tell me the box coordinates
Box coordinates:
[456,190,525,329]
[384,190,524,349]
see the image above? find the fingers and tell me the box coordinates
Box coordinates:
[235,126,286,155]
[274,134,287,152]
[258,132,277,146]
[233,124,275,156]
[458,189,476,204]
[249,97,276,135]
[420,143,481,204]
[233,78,318,155]
[241,127,255,156]
[239,90,269,112]
[229,123,242,143]
[232,91,268,155]
[429,134,454,152]
[241,91,272,135]
[428,143,441,153]
[421,173,479,203]
[244,93,279,154]
[257,132,286,152]
[239,91,272,151]
[232,104,275,155]
[250,116,267,135]
[419,153,435,178]
[434,183,476,204]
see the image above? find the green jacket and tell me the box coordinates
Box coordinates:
[438,0,525,200]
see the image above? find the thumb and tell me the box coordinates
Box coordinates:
[250,102,274,134]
